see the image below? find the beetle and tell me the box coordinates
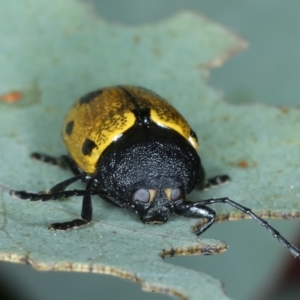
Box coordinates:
[10,85,300,257]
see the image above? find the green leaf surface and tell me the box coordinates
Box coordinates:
[1,1,299,299]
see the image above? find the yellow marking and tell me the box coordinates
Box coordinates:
[164,188,172,201]
[120,86,198,150]
[188,135,199,150]
[148,189,157,202]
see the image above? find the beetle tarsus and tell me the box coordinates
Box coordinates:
[10,190,29,199]
[9,189,92,201]
[31,152,66,168]
[49,219,89,230]
[201,174,230,191]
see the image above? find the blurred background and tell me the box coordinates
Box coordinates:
[1,0,300,299]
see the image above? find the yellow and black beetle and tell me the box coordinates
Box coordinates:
[10,86,300,257]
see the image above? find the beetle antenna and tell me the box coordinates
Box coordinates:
[199,197,300,258]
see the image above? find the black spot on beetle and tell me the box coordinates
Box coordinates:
[79,89,103,105]
[65,121,74,135]
[82,138,97,156]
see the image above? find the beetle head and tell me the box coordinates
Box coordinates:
[130,177,185,224]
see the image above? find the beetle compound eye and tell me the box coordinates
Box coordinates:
[132,189,150,203]
[171,188,184,201]
[164,187,184,201]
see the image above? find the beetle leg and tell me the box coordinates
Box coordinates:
[48,179,95,230]
[58,155,85,176]
[31,153,83,176]
[10,189,93,201]
[47,175,83,193]
[197,174,230,191]
[48,190,93,231]
[31,152,67,168]
[11,180,97,230]
[174,201,216,235]
[197,197,300,258]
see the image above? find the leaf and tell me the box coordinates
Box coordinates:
[1,1,299,300]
